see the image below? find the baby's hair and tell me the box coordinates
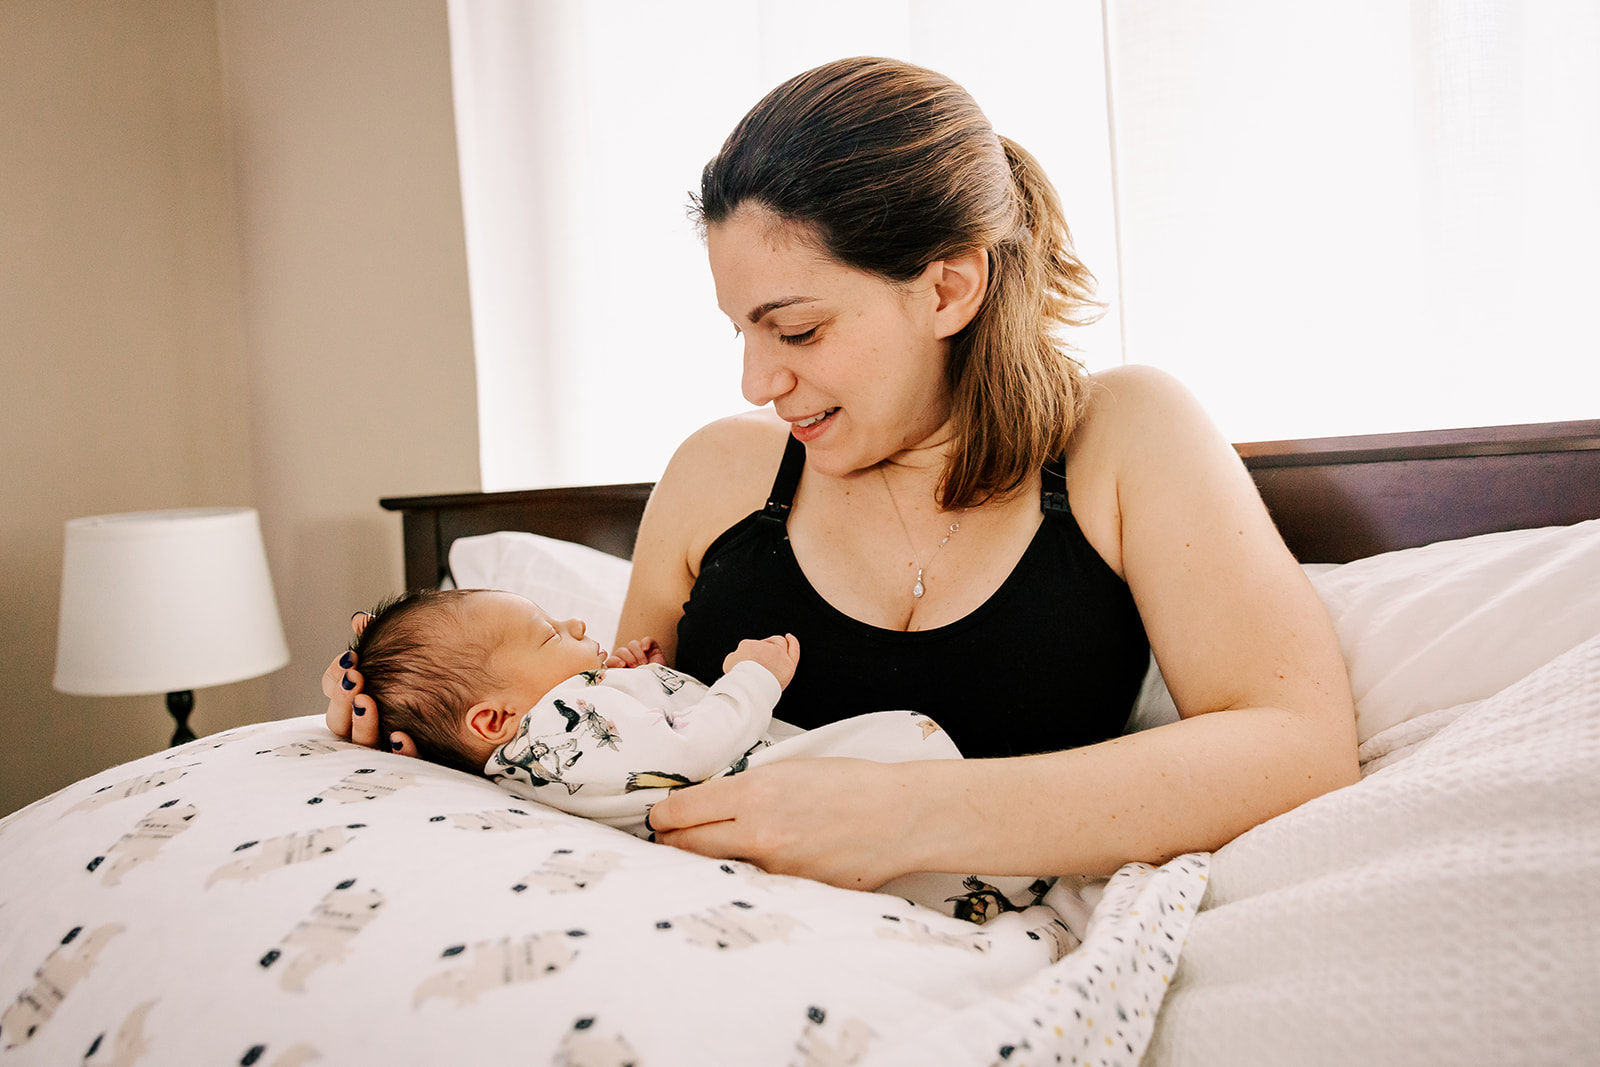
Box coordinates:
[350,588,502,774]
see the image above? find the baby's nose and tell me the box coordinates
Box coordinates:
[567,618,586,639]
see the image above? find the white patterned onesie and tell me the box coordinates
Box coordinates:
[484,661,1096,923]
[484,661,780,828]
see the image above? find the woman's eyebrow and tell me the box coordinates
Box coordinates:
[746,296,815,324]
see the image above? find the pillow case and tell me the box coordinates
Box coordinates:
[1130,518,1600,742]
[1319,516,1600,741]
[448,531,633,649]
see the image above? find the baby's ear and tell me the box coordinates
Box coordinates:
[465,701,519,744]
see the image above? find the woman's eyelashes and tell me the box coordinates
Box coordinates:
[728,321,819,345]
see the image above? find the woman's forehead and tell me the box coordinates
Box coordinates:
[707,211,863,319]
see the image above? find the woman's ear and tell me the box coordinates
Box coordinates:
[465,701,519,745]
[929,248,989,340]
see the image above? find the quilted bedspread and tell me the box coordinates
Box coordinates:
[1145,632,1600,1066]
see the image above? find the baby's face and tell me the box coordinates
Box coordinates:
[465,592,607,713]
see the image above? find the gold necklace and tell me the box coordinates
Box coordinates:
[880,468,964,599]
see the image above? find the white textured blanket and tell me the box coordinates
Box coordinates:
[1146,632,1600,1065]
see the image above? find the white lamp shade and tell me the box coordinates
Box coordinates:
[54,508,290,696]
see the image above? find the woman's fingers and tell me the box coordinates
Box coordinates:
[323,654,361,737]
[645,775,736,832]
[347,689,379,748]
[388,730,418,758]
[320,651,351,701]
[653,821,745,862]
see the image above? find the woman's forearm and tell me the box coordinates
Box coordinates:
[899,706,1360,878]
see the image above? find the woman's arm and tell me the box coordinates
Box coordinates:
[615,411,787,665]
[648,367,1359,884]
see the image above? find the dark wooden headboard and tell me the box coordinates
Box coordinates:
[382,418,1600,589]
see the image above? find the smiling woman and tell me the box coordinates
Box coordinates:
[324,55,1360,892]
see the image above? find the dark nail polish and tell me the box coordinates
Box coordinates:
[339,652,354,669]
[341,674,355,691]
[353,705,365,717]
[390,739,402,751]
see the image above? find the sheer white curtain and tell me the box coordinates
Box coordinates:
[450,2,1599,487]
[1105,0,1600,440]
[448,0,1117,489]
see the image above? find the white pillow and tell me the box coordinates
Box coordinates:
[447,531,633,649]
[1319,517,1600,741]
[1130,518,1600,742]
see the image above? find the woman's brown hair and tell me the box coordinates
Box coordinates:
[693,56,1101,508]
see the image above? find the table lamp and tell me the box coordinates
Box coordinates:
[53,507,291,747]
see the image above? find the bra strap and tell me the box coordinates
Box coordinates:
[761,434,806,524]
[1040,455,1072,517]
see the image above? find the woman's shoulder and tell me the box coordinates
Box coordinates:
[647,410,792,560]
[677,408,791,458]
[1064,365,1234,573]
[661,409,790,494]
[1072,365,1223,470]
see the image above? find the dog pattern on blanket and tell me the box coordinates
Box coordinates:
[81,998,157,1067]
[414,930,588,1007]
[0,924,123,1051]
[259,879,385,993]
[86,800,198,886]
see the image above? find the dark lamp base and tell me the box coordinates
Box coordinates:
[166,689,197,747]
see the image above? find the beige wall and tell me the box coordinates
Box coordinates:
[0,0,479,816]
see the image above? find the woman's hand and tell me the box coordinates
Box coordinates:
[647,757,919,890]
[321,613,417,755]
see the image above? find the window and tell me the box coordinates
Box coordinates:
[450,1,1598,488]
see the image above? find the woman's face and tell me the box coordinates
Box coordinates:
[707,206,953,476]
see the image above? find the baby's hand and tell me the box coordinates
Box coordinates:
[723,634,801,689]
[606,637,668,669]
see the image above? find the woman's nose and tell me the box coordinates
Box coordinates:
[741,339,798,406]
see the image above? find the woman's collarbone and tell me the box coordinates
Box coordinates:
[788,497,1043,632]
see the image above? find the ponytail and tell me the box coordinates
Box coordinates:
[938,138,1100,508]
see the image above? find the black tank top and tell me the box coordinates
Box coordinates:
[675,436,1150,759]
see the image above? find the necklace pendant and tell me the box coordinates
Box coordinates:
[912,579,925,598]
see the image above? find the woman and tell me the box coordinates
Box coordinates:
[326,57,1357,890]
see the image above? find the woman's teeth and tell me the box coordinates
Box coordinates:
[796,409,837,428]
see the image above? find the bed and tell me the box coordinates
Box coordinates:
[3,419,1597,1065]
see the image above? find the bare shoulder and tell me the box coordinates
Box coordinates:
[645,409,791,567]
[1063,365,1228,573]
[1074,364,1261,549]
[1074,364,1222,466]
